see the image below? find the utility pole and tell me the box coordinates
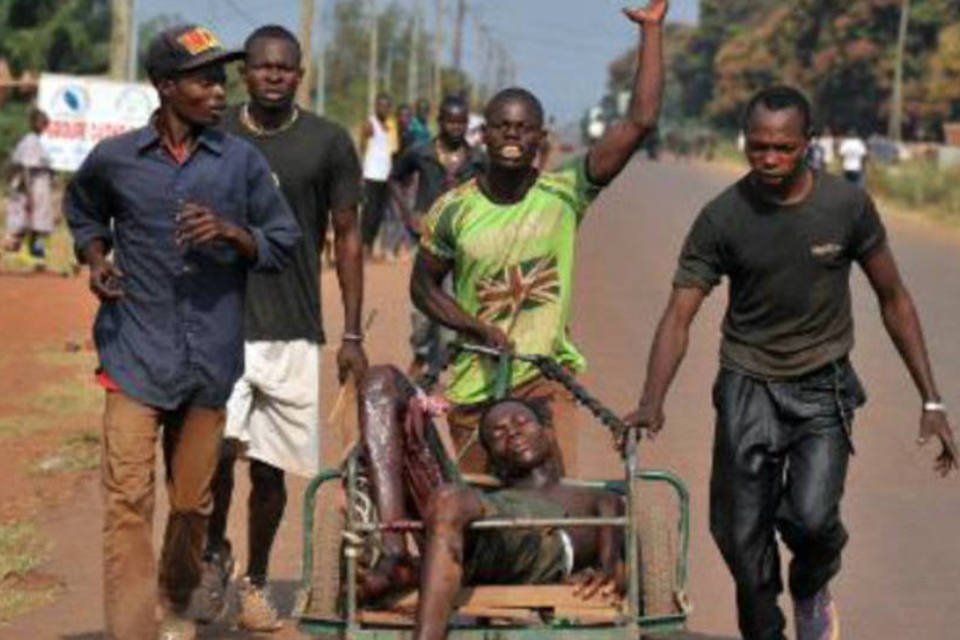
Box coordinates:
[407,0,423,104]
[889,0,911,141]
[368,0,380,114]
[126,0,138,81]
[452,0,466,74]
[314,0,326,114]
[473,16,485,104]
[432,0,444,108]
[109,0,131,81]
[296,0,315,108]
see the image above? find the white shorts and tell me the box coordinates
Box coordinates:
[225,340,320,477]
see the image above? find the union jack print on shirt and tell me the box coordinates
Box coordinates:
[475,255,560,323]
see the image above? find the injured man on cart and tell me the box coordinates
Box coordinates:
[356,365,628,640]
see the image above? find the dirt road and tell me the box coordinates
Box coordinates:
[5,159,960,638]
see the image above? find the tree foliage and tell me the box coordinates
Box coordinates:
[324,0,474,134]
[0,0,110,76]
[609,0,960,137]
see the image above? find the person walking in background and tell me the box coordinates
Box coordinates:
[380,102,417,262]
[192,25,366,633]
[65,25,300,640]
[389,95,485,388]
[818,127,836,169]
[626,86,957,640]
[3,108,54,269]
[839,128,868,186]
[360,92,396,259]
[408,97,433,146]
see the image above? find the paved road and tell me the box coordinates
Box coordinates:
[7,159,960,639]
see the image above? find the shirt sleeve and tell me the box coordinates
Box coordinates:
[550,154,604,222]
[418,192,460,261]
[851,194,887,260]
[673,208,724,291]
[64,144,113,260]
[245,147,302,273]
[326,128,363,213]
[389,146,418,183]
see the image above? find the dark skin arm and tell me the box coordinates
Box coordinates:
[860,244,959,476]
[331,205,368,383]
[176,202,258,260]
[414,484,485,640]
[569,492,626,603]
[623,286,707,441]
[388,177,420,236]
[410,249,511,349]
[585,0,667,185]
[81,238,123,301]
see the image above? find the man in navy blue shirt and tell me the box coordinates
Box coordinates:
[65,25,299,640]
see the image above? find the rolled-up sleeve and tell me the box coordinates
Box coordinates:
[245,148,301,272]
[65,145,113,260]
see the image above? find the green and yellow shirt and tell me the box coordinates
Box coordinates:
[420,157,602,404]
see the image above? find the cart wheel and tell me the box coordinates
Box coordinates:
[637,502,678,617]
[307,481,346,620]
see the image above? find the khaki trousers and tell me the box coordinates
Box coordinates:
[446,375,580,476]
[101,391,224,639]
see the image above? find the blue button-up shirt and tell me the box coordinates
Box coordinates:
[65,125,301,409]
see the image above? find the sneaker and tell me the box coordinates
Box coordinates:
[192,546,235,624]
[794,587,840,640]
[236,576,284,632]
[157,610,196,640]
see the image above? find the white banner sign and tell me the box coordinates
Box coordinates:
[37,73,158,172]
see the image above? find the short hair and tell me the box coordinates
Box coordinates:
[244,24,301,62]
[439,95,468,118]
[742,85,813,135]
[484,87,544,126]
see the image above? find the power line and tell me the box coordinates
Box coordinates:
[220,0,260,28]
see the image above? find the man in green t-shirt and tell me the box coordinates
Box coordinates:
[411,0,668,475]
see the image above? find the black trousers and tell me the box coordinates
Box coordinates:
[709,359,865,640]
[362,179,390,249]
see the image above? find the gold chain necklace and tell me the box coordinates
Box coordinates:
[435,139,466,168]
[240,103,300,137]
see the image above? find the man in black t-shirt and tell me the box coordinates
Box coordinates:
[625,86,958,640]
[193,25,367,632]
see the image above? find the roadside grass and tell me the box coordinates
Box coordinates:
[0,342,99,622]
[870,159,960,224]
[0,344,98,440]
[0,222,77,277]
[0,522,59,623]
[31,431,100,475]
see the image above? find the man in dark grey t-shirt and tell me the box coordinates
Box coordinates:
[626,86,957,640]
[193,25,367,632]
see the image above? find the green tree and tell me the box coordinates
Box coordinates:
[0,0,110,75]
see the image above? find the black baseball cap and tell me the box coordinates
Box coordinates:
[144,24,244,82]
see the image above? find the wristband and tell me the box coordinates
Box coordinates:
[342,332,364,343]
[923,401,947,413]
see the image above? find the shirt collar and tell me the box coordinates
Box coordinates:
[136,113,225,156]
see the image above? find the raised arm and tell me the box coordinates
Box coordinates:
[624,286,707,439]
[586,0,667,185]
[860,244,958,476]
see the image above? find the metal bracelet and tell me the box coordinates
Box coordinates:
[342,332,364,343]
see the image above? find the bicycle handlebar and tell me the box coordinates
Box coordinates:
[451,342,630,439]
